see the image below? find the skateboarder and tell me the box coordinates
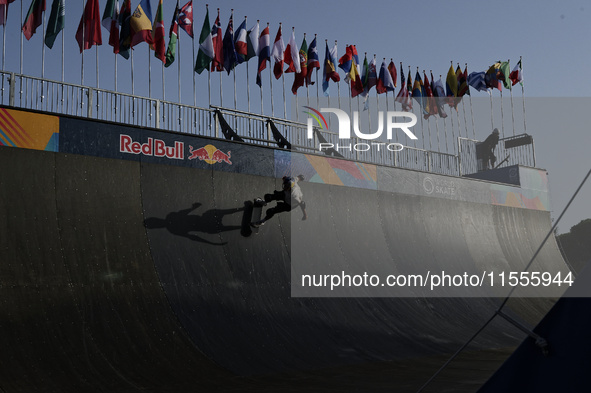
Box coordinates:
[252,175,307,227]
[481,128,500,169]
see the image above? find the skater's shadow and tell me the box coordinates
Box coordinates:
[144,202,244,245]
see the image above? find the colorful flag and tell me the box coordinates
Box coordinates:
[468,71,487,92]
[412,71,427,115]
[338,45,352,73]
[234,17,247,64]
[245,20,259,61]
[510,59,523,86]
[22,0,45,40]
[376,58,395,94]
[210,9,223,71]
[457,65,470,97]
[152,0,166,63]
[292,36,307,94]
[306,36,319,86]
[423,72,437,118]
[499,61,512,89]
[178,0,193,38]
[395,65,412,111]
[118,0,131,59]
[45,0,65,49]
[445,64,458,103]
[388,59,397,88]
[75,0,102,53]
[222,11,236,74]
[284,29,300,73]
[485,62,503,91]
[322,41,339,96]
[256,24,270,87]
[164,1,179,67]
[102,0,120,54]
[349,54,363,98]
[130,0,153,47]
[194,6,214,74]
[271,24,284,79]
[0,0,16,27]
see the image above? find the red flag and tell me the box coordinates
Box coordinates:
[75,0,102,52]
[152,0,166,63]
[22,0,45,40]
[388,60,397,88]
[178,0,193,38]
[0,0,16,27]
[210,9,223,72]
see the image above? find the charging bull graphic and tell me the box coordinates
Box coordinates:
[188,144,232,165]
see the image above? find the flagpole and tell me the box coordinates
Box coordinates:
[508,59,516,137]
[246,17,251,114]
[61,17,65,111]
[41,7,46,108]
[192,34,196,107]
[520,56,527,134]
[148,46,151,98]
[466,64,476,139]
[489,89,494,136]
[81,0,85,88]
[500,88,505,139]
[19,0,23,104]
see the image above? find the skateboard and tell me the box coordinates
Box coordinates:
[250,198,267,234]
[241,198,266,237]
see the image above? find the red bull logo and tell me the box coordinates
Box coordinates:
[188,144,232,165]
[120,134,184,160]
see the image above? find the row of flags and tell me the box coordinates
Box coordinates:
[2,0,525,118]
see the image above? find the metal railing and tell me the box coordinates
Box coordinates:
[0,70,535,178]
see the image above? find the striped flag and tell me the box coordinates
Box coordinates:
[164,1,179,67]
[152,0,166,63]
[102,0,120,54]
[305,36,319,86]
[194,6,214,74]
[271,24,284,79]
[256,24,270,87]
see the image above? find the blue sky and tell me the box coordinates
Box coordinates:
[1,0,589,233]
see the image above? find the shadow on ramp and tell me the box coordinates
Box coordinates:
[144,202,244,245]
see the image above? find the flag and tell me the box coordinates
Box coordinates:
[306,36,319,86]
[75,0,102,53]
[365,56,378,93]
[485,62,503,91]
[256,24,270,87]
[152,0,166,63]
[271,24,284,79]
[412,71,427,115]
[499,61,512,89]
[510,59,523,86]
[395,65,412,111]
[423,72,437,118]
[349,54,363,98]
[222,11,236,74]
[22,0,45,40]
[118,0,131,59]
[284,29,300,73]
[130,0,153,47]
[45,0,65,49]
[0,0,16,27]
[468,71,487,92]
[322,41,339,96]
[457,65,470,97]
[433,76,448,118]
[445,64,458,104]
[338,45,352,73]
[234,17,247,64]
[388,59,397,88]
[376,59,395,94]
[102,0,120,54]
[292,36,307,94]
[194,6,213,74]
[164,1,179,67]
[245,20,259,61]
[210,9,223,71]
[178,0,193,38]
